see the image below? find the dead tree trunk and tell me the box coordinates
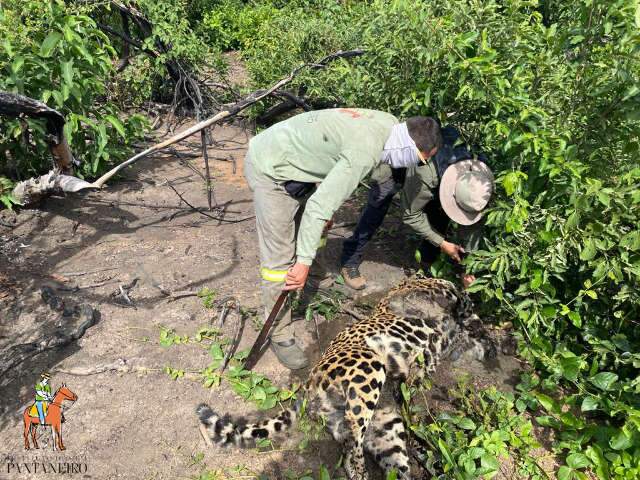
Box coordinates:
[0,92,75,174]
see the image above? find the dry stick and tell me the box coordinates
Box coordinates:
[201,128,214,210]
[58,267,118,277]
[165,179,254,224]
[85,49,365,190]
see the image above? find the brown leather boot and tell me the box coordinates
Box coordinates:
[340,266,367,290]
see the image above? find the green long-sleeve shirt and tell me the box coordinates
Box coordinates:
[401,161,483,251]
[249,108,398,265]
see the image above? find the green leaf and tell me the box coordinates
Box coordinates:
[534,392,558,413]
[258,395,277,410]
[536,415,561,428]
[400,382,410,403]
[597,192,611,207]
[610,429,633,451]
[620,230,640,251]
[40,31,62,57]
[570,35,585,44]
[60,59,74,86]
[457,417,476,430]
[209,343,224,360]
[530,269,543,289]
[503,171,521,196]
[586,444,609,479]
[580,396,599,412]
[558,466,573,480]
[480,454,499,471]
[568,311,582,328]
[105,114,126,139]
[385,470,398,480]
[560,356,582,381]
[566,211,580,230]
[589,372,618,391]
[580,239,597,261]
[566,453,591,469]
[252,386,266,402]
[319,465,331,480]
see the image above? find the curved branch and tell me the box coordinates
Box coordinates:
[88,48,365,189]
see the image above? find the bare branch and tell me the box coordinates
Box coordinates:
[87,48,365,189]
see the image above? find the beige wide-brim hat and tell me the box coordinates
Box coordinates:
[439,159,494,225]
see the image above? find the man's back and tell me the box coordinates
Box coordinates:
[249,108,397,183]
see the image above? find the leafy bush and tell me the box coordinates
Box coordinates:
[0,0,147,184]
[99,0,222,108]
[240,0,367,105]
[408,380,545,479]
[198,0,278,51]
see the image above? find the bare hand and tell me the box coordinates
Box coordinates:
[461,273,476,289]
[284,263,310,291]
[440,240,465,263]
[322,219,334,235]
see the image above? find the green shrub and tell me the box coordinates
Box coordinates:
[103,0,222,108]
[198,0,279,51]
[0,0,147,183]
[242,1,365,100]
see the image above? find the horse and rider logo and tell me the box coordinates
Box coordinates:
[23,373,78,451]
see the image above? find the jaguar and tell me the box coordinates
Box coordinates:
[196,276,496,479]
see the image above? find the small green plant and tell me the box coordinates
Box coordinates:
[300,289,346,323]
[197,287,218,309]
[0,177,17,209]
[225,365,299,410]
[407,379,546,479]
[157,324,299,409]
[159,326,190,347]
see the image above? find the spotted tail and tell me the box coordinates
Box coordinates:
[196,403,298,447]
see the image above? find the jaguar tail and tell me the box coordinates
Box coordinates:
[196,403,298,448]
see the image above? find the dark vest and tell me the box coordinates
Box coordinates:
[433,125,488,180]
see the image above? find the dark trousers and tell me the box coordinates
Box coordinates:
[340,181,450,269]
[341,179,396,268]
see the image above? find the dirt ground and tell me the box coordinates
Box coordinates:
[0,119,525,480]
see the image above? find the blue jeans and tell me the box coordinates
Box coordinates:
[341,176,399,268]
[35,401,46,424]
[340,177,450,269]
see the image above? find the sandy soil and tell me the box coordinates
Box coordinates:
[0,118,525,480]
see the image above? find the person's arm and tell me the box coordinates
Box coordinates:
[297,152,372,264]
[402,165,467,263]
[285,151,374,290]
[401,166,445,247]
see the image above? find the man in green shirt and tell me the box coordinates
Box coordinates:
[340,125,494,290]
[244,108,442,369]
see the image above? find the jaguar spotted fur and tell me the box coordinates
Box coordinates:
[196,276,496,479]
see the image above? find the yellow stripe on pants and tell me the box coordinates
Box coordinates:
[261,268,288,283]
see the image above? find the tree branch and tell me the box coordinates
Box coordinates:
[86,48,365,189]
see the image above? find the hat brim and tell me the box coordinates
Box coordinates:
[439,160,494,226]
